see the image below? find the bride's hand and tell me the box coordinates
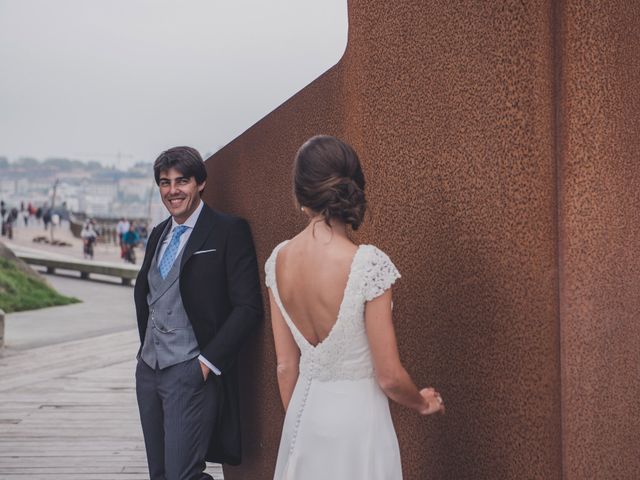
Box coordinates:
[418,387,445,416]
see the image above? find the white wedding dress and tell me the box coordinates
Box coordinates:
[266,241,403,480]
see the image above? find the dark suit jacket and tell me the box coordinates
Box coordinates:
[134,204,263,465]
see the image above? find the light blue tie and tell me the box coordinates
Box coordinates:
[158,225,188,279]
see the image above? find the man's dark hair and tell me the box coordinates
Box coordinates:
[153,146,207,185]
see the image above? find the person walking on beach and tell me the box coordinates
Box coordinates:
[266,136,445,480]
[116,218,130,259]
[122,223,140,264]
[134,146,263,479]
[81,220,98,259]
[0,200,6,236]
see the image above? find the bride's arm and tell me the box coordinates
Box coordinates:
[269,289,300,411]
[365,289,445,416]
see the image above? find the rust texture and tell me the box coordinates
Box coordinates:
[201,1,639,479]
[558,1,640,479]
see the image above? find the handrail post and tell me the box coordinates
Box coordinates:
[0,309,5,352]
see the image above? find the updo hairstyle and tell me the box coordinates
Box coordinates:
[293,135,367,230]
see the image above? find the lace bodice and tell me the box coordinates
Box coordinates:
[265,241,400,381]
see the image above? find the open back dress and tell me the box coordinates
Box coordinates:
[266,241,403,480]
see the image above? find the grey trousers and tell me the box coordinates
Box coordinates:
[136,357,217,480]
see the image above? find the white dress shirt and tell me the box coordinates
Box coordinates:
[157,200,220,376]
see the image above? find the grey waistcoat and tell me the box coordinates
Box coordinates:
[140,225,200,369]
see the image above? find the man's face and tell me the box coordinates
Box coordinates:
[158,168,205,224]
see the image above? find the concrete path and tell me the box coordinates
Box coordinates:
[4,221,127,264]
[4,274,137,350]
[0,274,223,479]
[4,221,142,285]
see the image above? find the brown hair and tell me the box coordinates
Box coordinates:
[293,135,367,230]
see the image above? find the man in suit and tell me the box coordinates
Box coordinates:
[134,146,262,480]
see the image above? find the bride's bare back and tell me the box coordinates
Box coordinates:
[275,229,358,347]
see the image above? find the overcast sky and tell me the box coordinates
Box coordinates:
[0,0,348,167]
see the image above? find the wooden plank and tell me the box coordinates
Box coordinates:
[0,329,223,479]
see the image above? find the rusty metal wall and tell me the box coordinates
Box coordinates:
[558,1,640,478]
[201,1,639,479]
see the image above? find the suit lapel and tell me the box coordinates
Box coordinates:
[180,204,216,271]
[138,218,171,285]
[147,221,177,300]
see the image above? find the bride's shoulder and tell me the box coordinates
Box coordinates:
[269,239,290,257]
[355,244,401,301]
[264,240,289,287]
[357,244,395,264]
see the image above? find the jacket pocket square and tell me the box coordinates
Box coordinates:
[193,249,216,255]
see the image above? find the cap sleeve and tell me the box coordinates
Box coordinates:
[361,246,401,301]
[264,240,288,289]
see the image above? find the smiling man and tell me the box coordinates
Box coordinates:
[133,146,262,479]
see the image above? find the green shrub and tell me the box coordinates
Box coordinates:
[0,258,79,313]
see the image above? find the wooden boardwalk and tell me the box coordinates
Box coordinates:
[0,329,223,479]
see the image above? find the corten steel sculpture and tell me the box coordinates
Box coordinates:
[203,1,640,478]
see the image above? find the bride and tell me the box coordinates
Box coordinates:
[265,135,445,479]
